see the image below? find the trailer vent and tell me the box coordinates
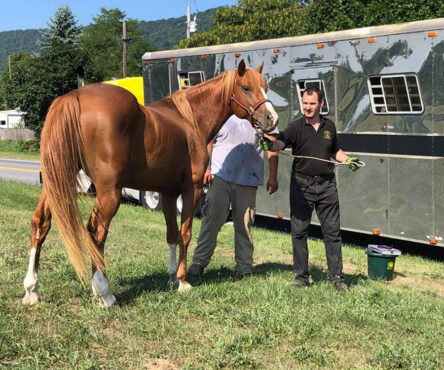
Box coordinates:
[178,71,206,90]
[368,74,423,114]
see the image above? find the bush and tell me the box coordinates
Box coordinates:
[13,139,40,152]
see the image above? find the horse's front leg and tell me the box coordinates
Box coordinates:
[175,186,202,292]
[162,194,180,285]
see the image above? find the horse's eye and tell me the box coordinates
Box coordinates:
[242,85,250,92]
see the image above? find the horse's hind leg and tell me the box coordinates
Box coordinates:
[162,194,180,285]
[23,191,52,305]
[87,187,121,308]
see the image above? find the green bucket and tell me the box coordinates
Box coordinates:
[365,245,401,280]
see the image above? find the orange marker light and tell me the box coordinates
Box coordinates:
[235,52,241,57]
[200,55,206,60]
[428,32,437,37]
[273,49,279,53]
[142,60,148,65]
[372,228,381,236]
[368,38,376,43]
[317,44,324,49]
[429,237,438,245]
[277,213,284,219]
[170,58,175,63]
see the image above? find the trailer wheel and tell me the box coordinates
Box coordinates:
[140,191,162,211]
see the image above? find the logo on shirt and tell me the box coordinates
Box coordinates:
[324,130,332,140]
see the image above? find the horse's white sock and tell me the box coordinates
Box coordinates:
[22,248,39,305]
[92,270,117,308]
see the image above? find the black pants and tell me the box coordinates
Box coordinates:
[290,174,343,282]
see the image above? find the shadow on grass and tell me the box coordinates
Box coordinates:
[116,271,177,304]
[308,265,368,285]
[116,262,366,305]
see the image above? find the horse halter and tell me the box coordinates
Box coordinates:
[230,94,270,127]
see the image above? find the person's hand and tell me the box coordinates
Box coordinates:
[259,137,273,151]
[203,167,212,185]
[346,157,361,171]
[266,177,278,194]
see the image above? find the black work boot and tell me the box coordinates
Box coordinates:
[329,275,348,291]
[292,278,310,288]
[234,271,253,280]
[188,263,204,276]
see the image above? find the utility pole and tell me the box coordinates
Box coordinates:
[186,3,197,39]
[122,20,127,78]
[8,56,12,79]
[186,5,191,39]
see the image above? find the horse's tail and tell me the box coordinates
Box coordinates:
[40,91,104,285]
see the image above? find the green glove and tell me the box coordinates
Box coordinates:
[346,157,361,171]
[259,137,273,151]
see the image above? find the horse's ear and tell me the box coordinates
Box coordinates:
[256,62,264,74]
[238,59,246,77]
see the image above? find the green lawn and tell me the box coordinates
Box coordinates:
[0,179,442,369]
[0,140,40,161]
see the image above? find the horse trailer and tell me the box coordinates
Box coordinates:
[141,18,444,248]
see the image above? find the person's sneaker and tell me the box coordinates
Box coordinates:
[292,279,310,288]
[234,271,253,280]
[188,263,204,276]
[329,275,348,291]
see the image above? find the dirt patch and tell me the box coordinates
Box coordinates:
[145,358,178,370]
[389,273,443,297]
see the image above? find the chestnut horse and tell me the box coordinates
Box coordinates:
[22,60,278,307]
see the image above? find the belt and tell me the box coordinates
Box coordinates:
[294,172,334,183]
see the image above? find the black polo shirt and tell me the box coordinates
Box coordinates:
[276,116,339,176]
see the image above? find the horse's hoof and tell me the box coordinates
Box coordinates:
[22,292,39,305]
[178,281,192,293]
[97,294,117,309]
[168,275,179,286]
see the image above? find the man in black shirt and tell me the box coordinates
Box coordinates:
[260,87,360,290]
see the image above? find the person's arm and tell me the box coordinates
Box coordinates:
[334,149,349,163]
[334,149,361,171]
[265,133,279,194]
[203,140,214,185]
[259,136,285,152]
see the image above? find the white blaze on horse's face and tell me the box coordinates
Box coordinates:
[260,87,279,132]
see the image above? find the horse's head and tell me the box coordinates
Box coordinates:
[230,60,278,133]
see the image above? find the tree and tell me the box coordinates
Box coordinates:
[178,0,309,48]
[178,0,444,48]
[80,8,155,81]
[40,5,81,49]
[361,0,444,27]
[0,5,85,133]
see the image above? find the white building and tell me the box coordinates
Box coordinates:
[0,109,25,129]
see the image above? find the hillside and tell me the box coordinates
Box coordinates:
[138,7,216,51]
[0,8,217,70]
[0,29,41,71]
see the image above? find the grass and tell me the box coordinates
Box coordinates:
[0,179,443,369]
[0,139,40,160]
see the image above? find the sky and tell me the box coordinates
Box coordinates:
[0,0,239,32]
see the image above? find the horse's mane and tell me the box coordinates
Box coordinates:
[171,69,236,131]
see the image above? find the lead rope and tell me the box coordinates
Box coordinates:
[254,128,365,168]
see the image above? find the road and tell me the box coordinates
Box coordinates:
[0,158,41,185]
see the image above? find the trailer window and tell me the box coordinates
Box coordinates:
[296,80,329,115]
[178,71,205,89]
[0,120,5,127]
[368,74,423,114]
